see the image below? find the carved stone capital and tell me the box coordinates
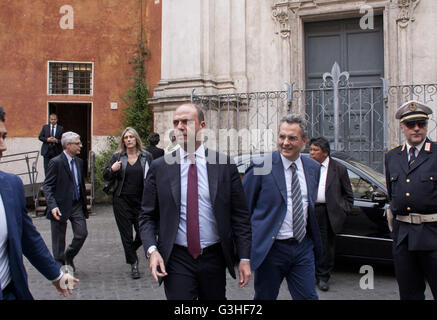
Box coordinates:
[272,3,291,38]
[396,0,420,28]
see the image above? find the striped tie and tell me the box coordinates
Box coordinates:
[408,147,416,167]
[291,163,306,242]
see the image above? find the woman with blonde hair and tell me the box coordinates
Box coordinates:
[103,127,152,279]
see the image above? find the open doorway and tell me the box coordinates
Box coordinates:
[48,102,92,177]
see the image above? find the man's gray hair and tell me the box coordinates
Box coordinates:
[61,131,80,149]
[279,114,308,138]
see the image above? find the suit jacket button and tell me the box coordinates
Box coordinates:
[406,193,410,197]
[407,207,411,211]
[406,179,411,183]
[272,236,275,240]
[430,177,434,181]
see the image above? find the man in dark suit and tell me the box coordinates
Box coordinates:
[243,114,322,300]
[38,113,64,175]
[146,132,165,160]
[309,137,354,292]
[139,103,251,300]
[0,106,77,300]
[385,100,437,300]
[43,131,89,272]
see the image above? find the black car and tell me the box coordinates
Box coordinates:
[234,152,393,263]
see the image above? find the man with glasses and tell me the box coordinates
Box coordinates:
[43,131,89,273]
[385,100,437,300]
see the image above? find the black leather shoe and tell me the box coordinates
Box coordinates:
[131,261,140,279]
[317,280,329,291]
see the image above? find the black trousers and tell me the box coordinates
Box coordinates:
[393,237,437,300]
[113,194,142,264]
[315,203,336,283]
[51,201,88,265]
[43,156,55,176]
[164,243,226,300]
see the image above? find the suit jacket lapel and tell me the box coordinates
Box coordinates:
[271,151,287,204]
[408,139,431,173]
[61,153,74,182]
[205,149,218,208]
[325,157,335,191]
[0,173,17,244]
[169,150,181,211]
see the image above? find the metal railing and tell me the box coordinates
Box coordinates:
[0,150,40,208]
[192,79,436,173]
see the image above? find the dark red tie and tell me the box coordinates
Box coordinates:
[186,155,201,259]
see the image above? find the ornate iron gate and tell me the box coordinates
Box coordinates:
[191,65,437,172]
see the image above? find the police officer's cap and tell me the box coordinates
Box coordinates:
[395,100,433,123]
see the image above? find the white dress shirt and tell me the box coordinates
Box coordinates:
[0,194,11,290]
[175,145,220,248]
[316,156,329,204]
[276,155,309,240]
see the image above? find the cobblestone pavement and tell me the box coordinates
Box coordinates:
[24,204,432,300]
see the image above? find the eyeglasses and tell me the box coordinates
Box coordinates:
[70,142,82,145]
[404,120,427,129]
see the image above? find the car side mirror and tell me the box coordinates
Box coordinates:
[371,191,387,204]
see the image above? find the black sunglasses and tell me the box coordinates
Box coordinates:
[404,120,427,129]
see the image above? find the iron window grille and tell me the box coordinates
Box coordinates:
[49,62,93,95]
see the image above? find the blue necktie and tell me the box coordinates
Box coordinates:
[70,159,80,201]
[291,163,306,242]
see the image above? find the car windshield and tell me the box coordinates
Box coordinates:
[344,159,386,187]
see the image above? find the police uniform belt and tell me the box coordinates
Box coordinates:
[396,213,437,224]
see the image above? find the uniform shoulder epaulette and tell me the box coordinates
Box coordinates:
[386,145,401,153]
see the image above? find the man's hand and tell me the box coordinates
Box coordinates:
[52,273,79,297]
[51,208,62,221]
[386,206,394,232]
[149,250,167,282]
[238,260,251,288]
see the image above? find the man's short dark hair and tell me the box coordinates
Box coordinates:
[309,136,331,155]
[0,106,5,122]
[148,132,160,146]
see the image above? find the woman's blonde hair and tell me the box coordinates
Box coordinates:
[116,127,145,153]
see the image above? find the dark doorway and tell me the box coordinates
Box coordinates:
[48,102,91,177]
[304,17,385,171]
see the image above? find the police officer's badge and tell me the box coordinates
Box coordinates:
[408,103,417,112]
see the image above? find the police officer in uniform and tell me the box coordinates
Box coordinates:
[385,100,437,300]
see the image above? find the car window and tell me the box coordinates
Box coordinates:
[347,169,373,200]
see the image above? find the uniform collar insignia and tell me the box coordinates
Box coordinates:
[425,142,431,152]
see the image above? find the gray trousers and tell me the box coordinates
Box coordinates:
[51,201,88,264]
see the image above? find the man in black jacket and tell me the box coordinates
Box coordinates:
[38,114,64,175]
[309,137,354,292]
[43,131,88,272]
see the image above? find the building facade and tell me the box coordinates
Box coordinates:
[151,0,436,171]
[0,0,162,182]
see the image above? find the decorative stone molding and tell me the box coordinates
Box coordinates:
[396,0,420,28]
[272,3,291,38]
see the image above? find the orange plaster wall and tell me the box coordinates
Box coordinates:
[0,0,161,137]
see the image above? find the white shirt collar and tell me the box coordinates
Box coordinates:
[64,151,74,163]
[321,156,330,168]
[406,139,426,153]
[280,153,303,171]
[180,144,206,161]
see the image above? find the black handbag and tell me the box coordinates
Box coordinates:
[103,178,118,195]
[103,154,120,195]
